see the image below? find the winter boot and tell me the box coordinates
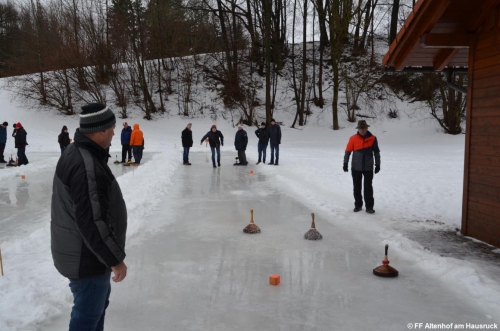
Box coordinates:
[353,207,362,212]
[366,209,375,214]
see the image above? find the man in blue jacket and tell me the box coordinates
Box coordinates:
[120,122,132,163]
[0,121,7,163]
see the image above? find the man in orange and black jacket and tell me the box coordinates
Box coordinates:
[343,120,381,214]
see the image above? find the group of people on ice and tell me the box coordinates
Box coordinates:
[58,121,145,165]
[118,122,145,165]
[0,121,29,166]
[10,101,380,330]
[181,119,282,168]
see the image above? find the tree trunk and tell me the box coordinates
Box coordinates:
[264,0,272,125]
[389,0,400,45]
[299,0,307,126]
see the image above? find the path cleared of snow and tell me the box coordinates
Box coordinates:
[40,154,498,331]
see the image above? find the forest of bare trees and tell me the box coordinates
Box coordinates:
[0,0,465,133]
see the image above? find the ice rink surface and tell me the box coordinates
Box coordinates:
[0,153,153,246]
[38,153,498,331]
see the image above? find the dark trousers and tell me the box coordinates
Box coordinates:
[17,147,28,166]
[351,170,374,209]
[69,273,111,331]
[0,143,5,161]
[237,150,247,165]
[132,146,142,164]
[210,146,220,166]
[183,147,190,163]
[270,143,279,163]
[122,145,131,162]
[257,143,267,162]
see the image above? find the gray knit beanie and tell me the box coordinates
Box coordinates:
[79,103,116,134]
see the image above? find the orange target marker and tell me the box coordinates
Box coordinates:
[269,274,280,285]
[250,170,254,175]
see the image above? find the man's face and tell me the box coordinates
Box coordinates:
[187,125,192,130]
[271,121,275,125]
[261,125,265,129]
[358,128,368,136]
[212,128,216,132]
[104,125,116,148]
[238,126,242,131]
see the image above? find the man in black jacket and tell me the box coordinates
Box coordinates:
[268,119,281,165]
[201,125,224,168]
[58,125,71,154]
[181,123,193,165]
[234,124,248,165]
[14,122,29,166]
[51,103,127,330]
[255,122,268,165]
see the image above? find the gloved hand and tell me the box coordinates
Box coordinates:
[343,163,348,172]
[375,165,380,174]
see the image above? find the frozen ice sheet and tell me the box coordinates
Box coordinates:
[41,154,498,331]
[0,152,154,245]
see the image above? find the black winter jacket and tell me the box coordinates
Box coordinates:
[201,130,224,147]
[268,124,281,145]
[234,129,248,151]
[182,128,193,147]
[255,127,269,144]
[15,127,28,149]
[51,129,127,279]
[58,130,71,149]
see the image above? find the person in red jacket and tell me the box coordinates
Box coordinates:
[343,120,381,214]
[129,124,144,164]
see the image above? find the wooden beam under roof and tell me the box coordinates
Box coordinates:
[393,0,452,70]
[420,34,476,48]
[434,48,460,71]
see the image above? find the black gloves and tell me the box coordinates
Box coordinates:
[375,165,380,174]
[343,163,348,172]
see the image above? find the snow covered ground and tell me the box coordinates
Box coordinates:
[0,80,500,330]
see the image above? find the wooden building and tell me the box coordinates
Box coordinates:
[383,0,500,247]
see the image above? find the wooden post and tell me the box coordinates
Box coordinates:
[0,248,4,276]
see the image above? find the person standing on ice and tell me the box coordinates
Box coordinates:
[234,124,248,165]
[267,118,281,165]
[255,122,268,165]
[343,120,380,214]
[11,122,17,138]
[129,123,144,165]
[51,103,127,331]
[182,123,193,165]
[120,122,132,163]
[58,126,71,154]
[200,124,224,168]
[0,121,7,163]
[14,122,29,166]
